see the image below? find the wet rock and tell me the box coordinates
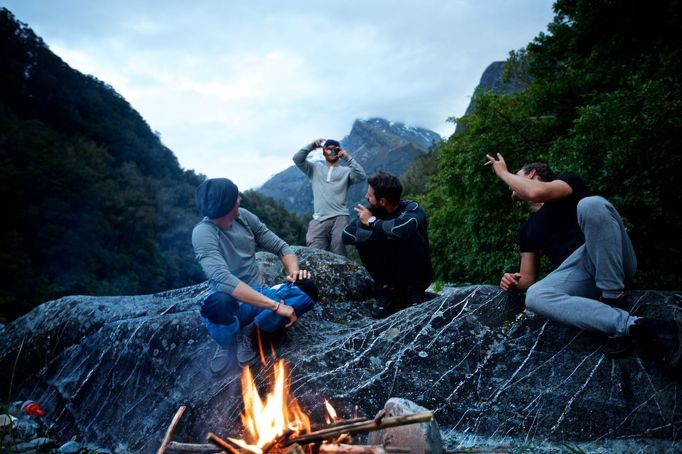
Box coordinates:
[367,398,443,454]
[258,246,374,302]
[12,436,55,452]
[56,440,82,453]
[0,249,681,453]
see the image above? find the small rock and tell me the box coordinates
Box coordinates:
[57,440,82,453]
[367,398,443,454]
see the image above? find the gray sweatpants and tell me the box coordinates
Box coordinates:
[306,215,348,256]
[525,196,638,337]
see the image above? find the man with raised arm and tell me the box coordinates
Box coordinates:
[342,172,434,318]
[192,178,318,374]
[293,138,366,256]
[486,153,682,370]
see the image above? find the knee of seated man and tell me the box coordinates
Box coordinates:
[524,283,556,314]
[577,195,608,215]
[201,292,238,325]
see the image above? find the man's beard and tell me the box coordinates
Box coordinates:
[325,155,339,163]
[369,203,387,216]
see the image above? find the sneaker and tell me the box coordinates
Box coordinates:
[371,287,394,319]
[210,345,236,375]
[237,323,258,368]
[630,318,682,371]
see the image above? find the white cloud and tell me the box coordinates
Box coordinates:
[2,0,555,189]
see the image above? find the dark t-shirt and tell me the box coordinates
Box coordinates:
[518,174,591,268]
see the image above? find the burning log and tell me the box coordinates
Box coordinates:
[284,411,433,447]
[165,442,412,454]
[262,429,294,454]
[208,432,242,454]
[166,441,221,453]
[318,444,411,454]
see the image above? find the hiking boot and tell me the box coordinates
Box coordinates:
[237,323,258,368]
[602,336,634,358]
[630,318,682,371]
[371,287,394,319]
[210,345,236,375]
[406,288,426,307]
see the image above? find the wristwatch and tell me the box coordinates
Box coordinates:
[367,215,377,227]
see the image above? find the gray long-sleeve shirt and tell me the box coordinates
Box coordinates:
[293,143,366,221]
[191,208,293,295]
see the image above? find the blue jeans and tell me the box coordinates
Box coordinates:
[200,282,316,348]
[525,196,638,337]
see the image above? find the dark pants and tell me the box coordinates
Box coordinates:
[355,233,433,293]
[200,280,317,348]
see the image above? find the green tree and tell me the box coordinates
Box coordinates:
[424,0,682,289]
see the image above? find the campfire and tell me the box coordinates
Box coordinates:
[227,360,310,453]
[158,358,433,454]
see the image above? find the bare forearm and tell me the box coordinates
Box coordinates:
[516,274,535,291]
[281,253,299,275]
[232,281,279,310]
[498,171,539,201]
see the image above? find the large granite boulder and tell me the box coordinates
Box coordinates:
[1,248,680,453]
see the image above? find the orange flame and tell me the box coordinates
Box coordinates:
[324,399,338,425]
[229,360,310,454]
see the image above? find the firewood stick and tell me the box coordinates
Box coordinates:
[284,411,433,446]
[158,405,187,454]
[319,444,386,454]
[207,432,242,454]
[312,417,371,431]
[166,441,222,453]
[373,410,386,426]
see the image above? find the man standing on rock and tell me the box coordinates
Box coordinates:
[293,138,367,256]
[342,172,434,318]
[192,178,318,374]
[487,153,682,370]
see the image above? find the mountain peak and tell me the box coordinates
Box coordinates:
[258,117,440,214]
[348,118,441,151]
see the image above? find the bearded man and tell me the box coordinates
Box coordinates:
[293,138,366,256]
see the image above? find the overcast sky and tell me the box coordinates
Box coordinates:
[2,1,554,189]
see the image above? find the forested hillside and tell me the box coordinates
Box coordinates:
[0,9,306,321]
[423,0,682,289]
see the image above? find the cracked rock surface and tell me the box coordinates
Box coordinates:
[1,248,680,453]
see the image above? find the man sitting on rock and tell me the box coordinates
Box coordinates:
[486,153,682,369]
[192,178,318,374]
[342,172,434,318]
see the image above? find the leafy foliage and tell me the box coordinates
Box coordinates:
[0,9,307,322]
[240,190,308,246]
[423,0,682,289]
